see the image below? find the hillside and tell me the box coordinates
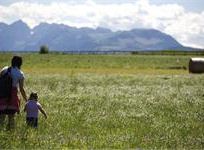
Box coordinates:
[0,20,188,51]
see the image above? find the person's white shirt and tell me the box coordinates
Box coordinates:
[1,66,24,88]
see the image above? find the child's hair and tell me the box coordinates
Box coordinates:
[29,92,38,100]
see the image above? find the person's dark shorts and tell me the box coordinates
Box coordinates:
[0,109,16,115]
[26,117,38,128]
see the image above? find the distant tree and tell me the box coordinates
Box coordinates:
[39,45,49,54]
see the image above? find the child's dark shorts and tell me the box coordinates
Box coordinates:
[26,117,38,128]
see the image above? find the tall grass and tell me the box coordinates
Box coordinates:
[0,54,203,149]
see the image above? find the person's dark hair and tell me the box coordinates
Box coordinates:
[11,56,22,69]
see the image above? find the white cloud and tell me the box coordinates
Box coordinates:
[0,0,203,48]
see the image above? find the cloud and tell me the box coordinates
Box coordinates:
[0,0,203,48]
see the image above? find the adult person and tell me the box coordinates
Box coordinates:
[0,56,27,129]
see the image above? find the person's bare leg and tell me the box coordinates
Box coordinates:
[7,114,15,130]
[0,115,6,127]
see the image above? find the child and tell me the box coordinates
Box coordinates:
[24,92,47,128]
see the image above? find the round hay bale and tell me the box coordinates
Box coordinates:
[189,58,204,73]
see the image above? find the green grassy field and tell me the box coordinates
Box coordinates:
[0,53,203,149]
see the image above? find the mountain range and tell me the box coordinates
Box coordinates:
[0,20,195,51]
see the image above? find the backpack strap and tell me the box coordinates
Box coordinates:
[7,67,12,74]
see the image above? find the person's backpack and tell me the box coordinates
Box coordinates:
[0,67,13,99]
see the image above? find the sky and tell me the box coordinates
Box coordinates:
[0,0,204,48]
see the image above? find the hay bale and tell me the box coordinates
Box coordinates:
[189,58,204,73]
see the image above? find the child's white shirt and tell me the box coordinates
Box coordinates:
[25,100,41,118]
